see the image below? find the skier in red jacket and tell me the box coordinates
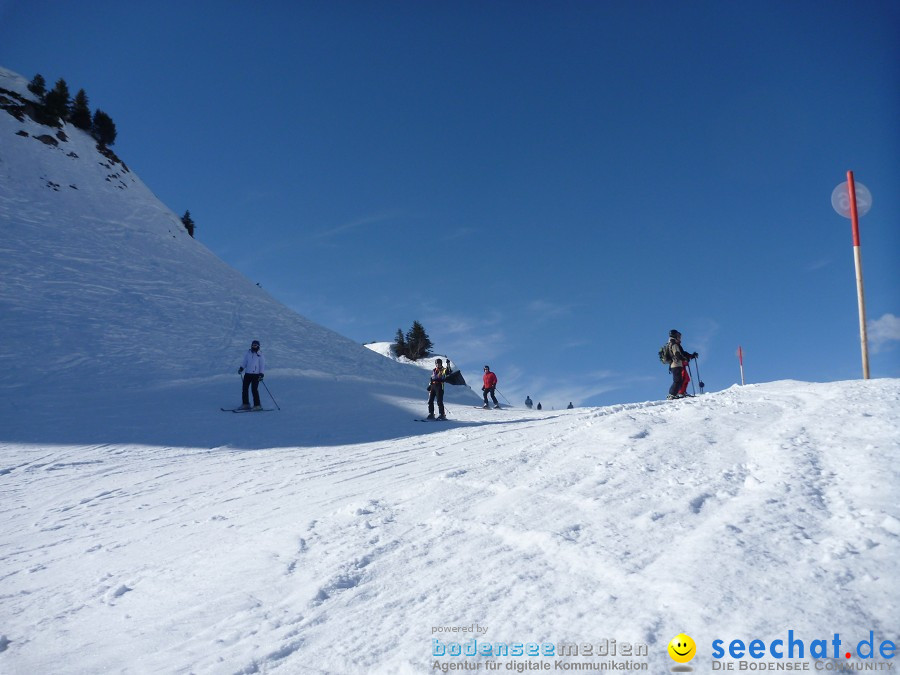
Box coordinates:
[482,366,500,409]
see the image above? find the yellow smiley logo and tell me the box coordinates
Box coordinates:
[667,633,696,663]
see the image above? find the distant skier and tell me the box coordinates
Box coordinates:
[567,402,574,409]
[482,365,500,409]
[525,396,533,409]
[536,402,542,410]
[426,358,450,420]
[237,339,266,410]
[664,329,698,400]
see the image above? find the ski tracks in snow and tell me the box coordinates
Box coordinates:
[0,382,897,673]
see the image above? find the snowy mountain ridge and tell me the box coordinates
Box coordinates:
[364,340,477,389]
[364,341,457,371]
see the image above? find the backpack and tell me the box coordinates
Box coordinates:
[658,343,674,365]
[445,362,466,386]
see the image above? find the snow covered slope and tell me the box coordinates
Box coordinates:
[1,380,898,673]
[365,341,477,391]
[0,65,477,448]
[364,341,458,371]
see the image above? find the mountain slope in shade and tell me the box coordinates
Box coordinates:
[0,65,477,448]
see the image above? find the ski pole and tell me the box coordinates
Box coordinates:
[495,388,513,406]
[688,362,697,397]
[261,379,281,410]
[694,356,705,394]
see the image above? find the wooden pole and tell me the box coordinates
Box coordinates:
[846,171,870,379]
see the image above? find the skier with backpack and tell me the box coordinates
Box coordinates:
[426,358,450,420]
[660,329,698,399]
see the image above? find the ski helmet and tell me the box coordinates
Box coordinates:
[669,329,681,338]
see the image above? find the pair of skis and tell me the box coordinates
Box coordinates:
[415,405,505,422]
[220,407,275,413]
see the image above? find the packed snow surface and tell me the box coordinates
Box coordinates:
[1,65,898,673]
[2,380,899,673]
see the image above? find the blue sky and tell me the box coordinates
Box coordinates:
[2,0,898,407]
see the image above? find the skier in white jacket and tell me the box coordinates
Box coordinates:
[237,340,266,410]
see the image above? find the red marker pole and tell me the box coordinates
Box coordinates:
[847,171,870,379]
[738,345,745,386]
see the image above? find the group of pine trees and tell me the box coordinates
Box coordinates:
[27,73,196,239]
[392,321,433,361]
[27,74,117,146]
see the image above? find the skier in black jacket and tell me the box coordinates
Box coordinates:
[426,358,450,420]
